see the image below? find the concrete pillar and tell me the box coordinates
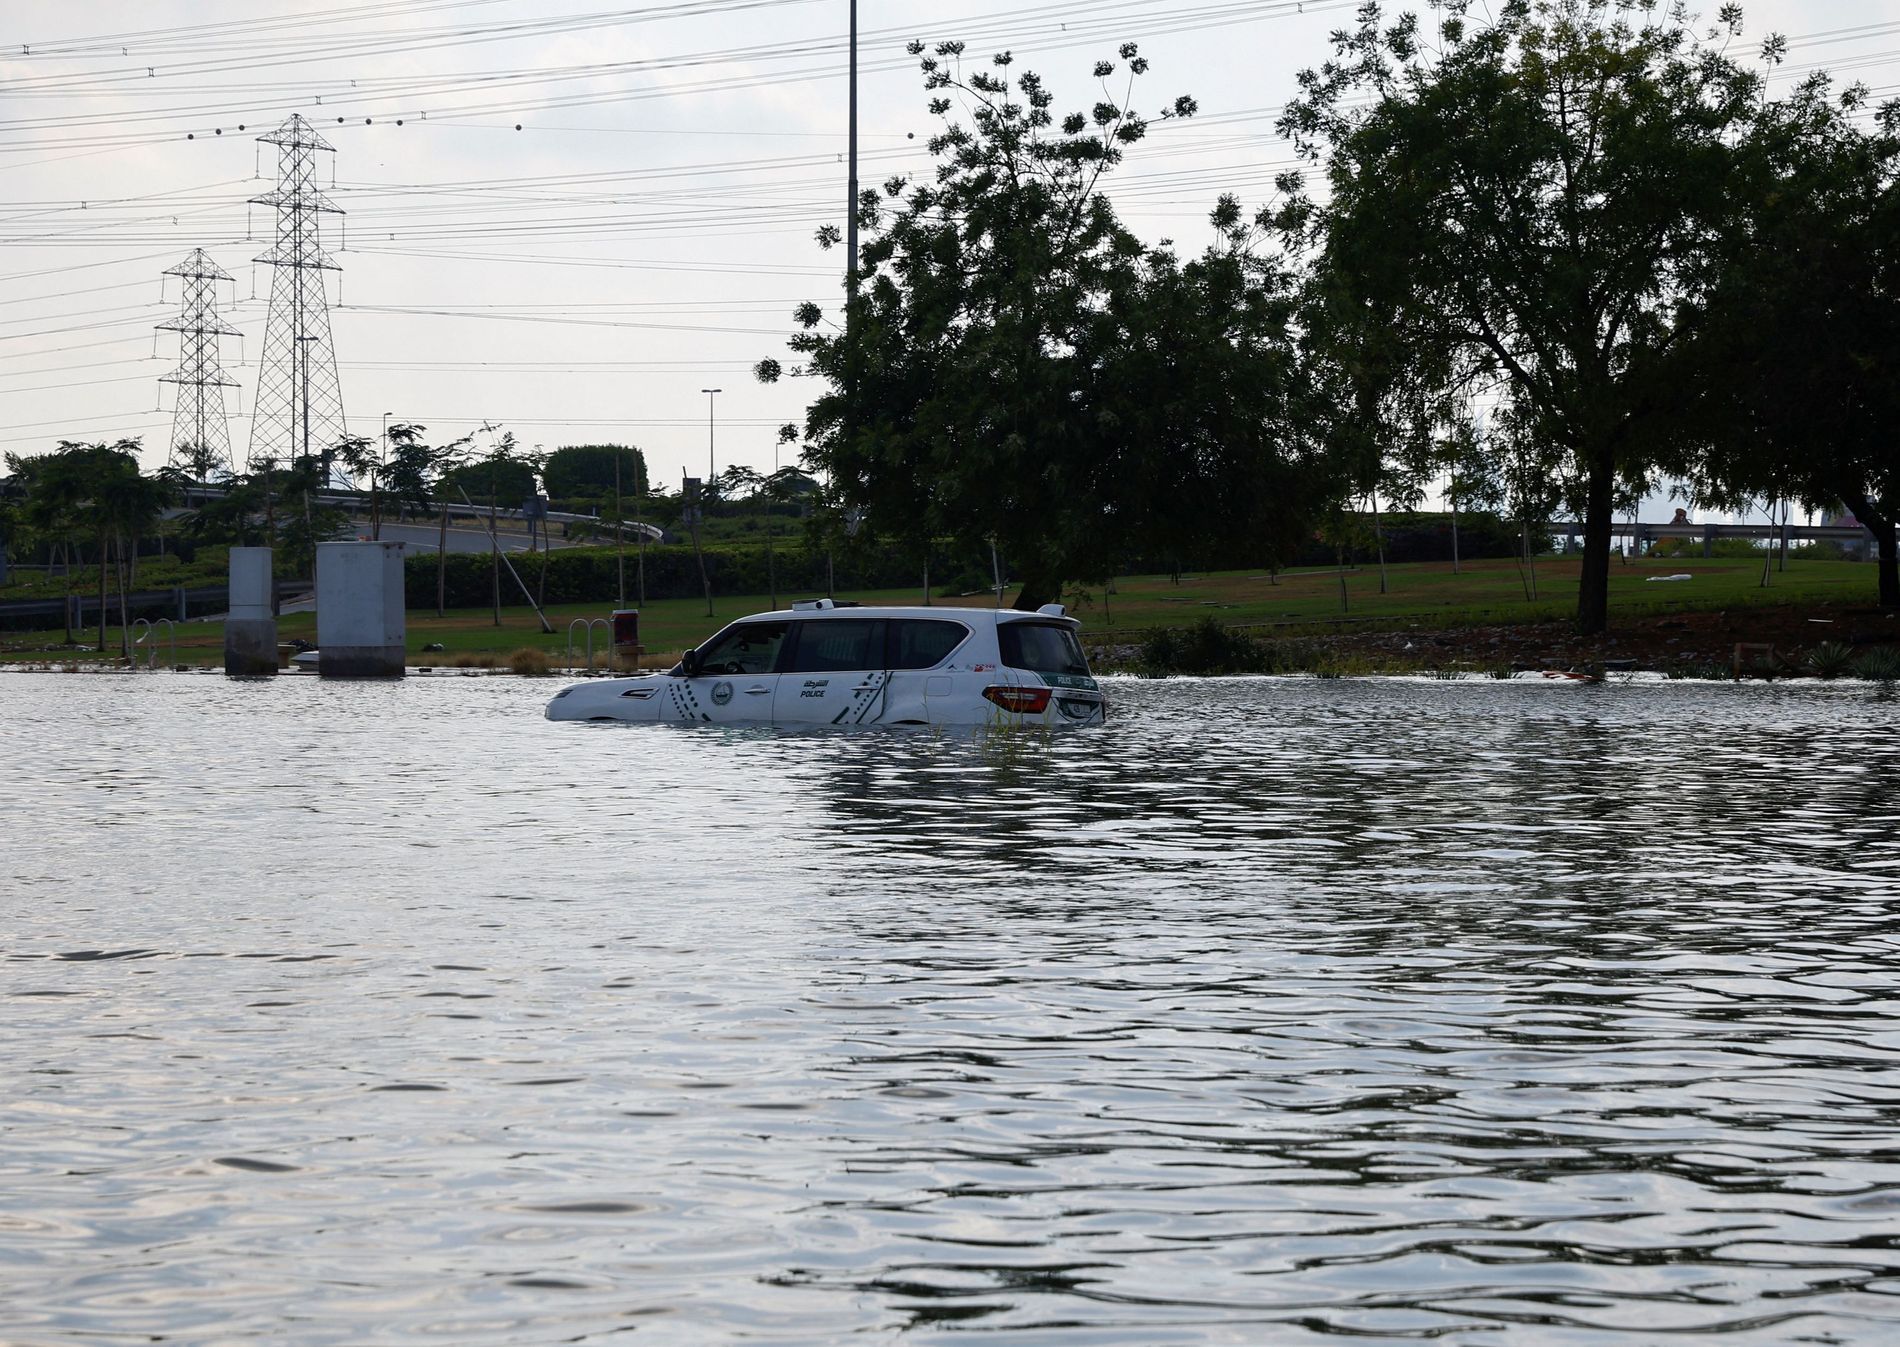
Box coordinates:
[224,546,277,676]
[316,541,406,678]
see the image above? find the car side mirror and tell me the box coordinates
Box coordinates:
[679,648,700,678]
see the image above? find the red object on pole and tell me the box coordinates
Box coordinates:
[611,609,641,659]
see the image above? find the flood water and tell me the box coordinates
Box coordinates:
[4,670,1899,1346]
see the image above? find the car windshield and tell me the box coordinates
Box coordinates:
[998,622,1089,676]
[694,621,789,675]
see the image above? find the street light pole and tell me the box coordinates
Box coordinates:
[847,0,859,295]
[701,387,721,486]
[374,409,392,538]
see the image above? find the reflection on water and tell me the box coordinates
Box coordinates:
[3,672,1898,1344]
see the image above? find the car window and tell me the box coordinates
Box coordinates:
[786,619,883,673]
[695,621,790,676]
[888,619,969,670]
[998,622,1090,676]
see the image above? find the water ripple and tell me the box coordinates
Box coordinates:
[1,672,1898,1343]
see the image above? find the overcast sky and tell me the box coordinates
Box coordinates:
[2,0,1891,495]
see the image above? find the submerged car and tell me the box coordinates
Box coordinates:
[545,600,1106,727]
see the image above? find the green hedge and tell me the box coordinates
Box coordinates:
[404,543,941,609]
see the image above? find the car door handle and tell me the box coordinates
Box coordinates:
[744,686,771,695]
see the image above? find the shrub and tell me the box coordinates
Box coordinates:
[1138,617,1270,675]
[1805,641,1857,679]
[507,647,552,677]
[404,542,950,611]
[1852,646,1900,682]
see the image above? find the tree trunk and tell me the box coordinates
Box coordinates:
[1371,491,1388,594]
[97,535,108,651]
[1010,574,1060,611]
[1576,452,1616,636]
[689,517,713,618]
[1450,480,1461,575]
[1875,519,1899,610]
[1849,494,1898,610]
[61,541,73,644]
[436,503,449,617]
[114,533,132,661]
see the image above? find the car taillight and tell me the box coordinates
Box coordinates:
[982,685,1052,715]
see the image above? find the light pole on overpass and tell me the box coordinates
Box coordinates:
[701,387,722,488]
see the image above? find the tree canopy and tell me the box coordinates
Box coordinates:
[6,441,173,560]
[1684,75,1900,607]
[438,433,540,507]
[542,444,648,500]
[760,43,1316,608]
[1281,0,1765,633]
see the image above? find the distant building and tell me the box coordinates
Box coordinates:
[1821,507,1871,560]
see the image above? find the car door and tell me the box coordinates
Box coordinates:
[664,619,790,724]
[879,617,975,724]
[773,618,888,725]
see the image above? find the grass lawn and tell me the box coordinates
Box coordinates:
[0,554,1878,668]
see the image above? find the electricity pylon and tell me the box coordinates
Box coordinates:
[156,248,241,479]
[247,113,347,477]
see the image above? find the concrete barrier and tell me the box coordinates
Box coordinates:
[223,547,277,676]
[316,541,406,678]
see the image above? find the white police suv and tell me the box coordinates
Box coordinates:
[545,600,1105,727]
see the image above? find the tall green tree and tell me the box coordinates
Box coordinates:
[1091,214,1326,581]
[273,451,349,581]
[760,44,1313,608]
[543,444,647,501]
[1685,77,1900,607]
[0,473,20,586]
[1281,0,1764,634]
[3,450,85,638]
[439,433,539,508]
[335,424,472,539]
[7,441,175,651]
